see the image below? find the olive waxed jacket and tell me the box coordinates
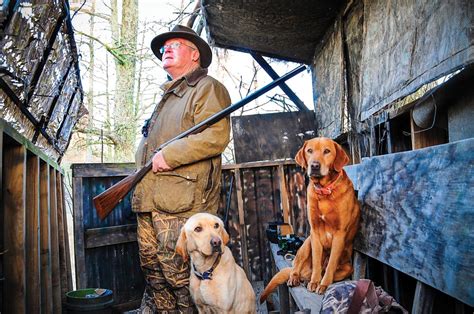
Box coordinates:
[131,68,231,218]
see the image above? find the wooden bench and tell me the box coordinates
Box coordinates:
[268,243,323,313]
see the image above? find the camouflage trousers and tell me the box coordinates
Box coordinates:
[137,212,195,313]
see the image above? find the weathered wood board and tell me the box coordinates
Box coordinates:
[232,111,316,163]
[270,243,323,312]
[354,138,474,306]
[72,163,145,309]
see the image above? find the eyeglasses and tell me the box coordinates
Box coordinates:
[160,42,196,54]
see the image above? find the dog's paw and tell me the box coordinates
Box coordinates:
[287,275,300,287]
[307,281,319,292]
[315,284,328,294]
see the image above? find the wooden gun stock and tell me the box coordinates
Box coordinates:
[93,65,307,220]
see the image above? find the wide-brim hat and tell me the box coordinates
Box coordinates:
[151,25,212,68]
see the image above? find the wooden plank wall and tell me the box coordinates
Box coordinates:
[0,120,72,313]
[71,163,145,311]
[219,159,307,283]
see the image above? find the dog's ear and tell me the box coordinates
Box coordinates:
[175,227,189,262]
[333,142,350,172]
[221,226,230,246]
[295,142,307,168]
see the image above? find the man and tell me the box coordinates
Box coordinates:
[132,25,231,313]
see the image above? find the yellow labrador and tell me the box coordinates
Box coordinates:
[176,213,256,314]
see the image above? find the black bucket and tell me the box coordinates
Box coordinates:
[65,288,114,314]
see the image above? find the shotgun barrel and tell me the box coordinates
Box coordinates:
[93,65,307,220]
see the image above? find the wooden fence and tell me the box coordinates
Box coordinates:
[0,118,72,313]
[70,159,307,309]
[71,163,145,311]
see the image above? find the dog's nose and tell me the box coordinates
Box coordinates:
[210,237,221,248]
[311,162,321,171]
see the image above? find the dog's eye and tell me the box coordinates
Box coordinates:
[324,149,331,154]
[214,223,219,229]
[194,226,202,232]
[307,148,313,154]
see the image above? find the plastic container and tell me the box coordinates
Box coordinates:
[65,288,114,313]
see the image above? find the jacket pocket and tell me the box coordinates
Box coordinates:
[152,172,197,214]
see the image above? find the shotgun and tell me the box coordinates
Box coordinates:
[94,65,307,220]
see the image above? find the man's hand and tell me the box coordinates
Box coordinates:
[152,151,172,172]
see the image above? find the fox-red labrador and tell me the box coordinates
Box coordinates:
[261,137,360,301]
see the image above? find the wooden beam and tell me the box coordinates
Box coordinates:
[4,140,27,314]
[56,171,70,303]
[234,169,250,277]
[352,251,367,280]
[39,161,53,313]
[85,224,137,248]
[26,154,41,313]
[73,176,87,288]
[251,52,308,111]
[71,162,136,178]
[222,158,296,170]
[278,165,291,225]
[49,169,61,313]
[412,281,435,314]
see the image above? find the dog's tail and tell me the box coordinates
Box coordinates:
[259,267,292,303]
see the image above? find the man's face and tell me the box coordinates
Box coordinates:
[161,38,199,77]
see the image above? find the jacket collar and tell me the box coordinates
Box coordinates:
[161,67,208,97]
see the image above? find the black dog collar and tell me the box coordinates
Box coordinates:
[192,253,222,280]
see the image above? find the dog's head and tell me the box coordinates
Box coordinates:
[295,137,349,178]
[175,213,230,262]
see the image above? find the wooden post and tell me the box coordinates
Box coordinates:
[234,169,250,277]
[26,154,41,313]
[278,165,291,226]
[56,171,70,303]
[40,161,53,313]
[412,281,435,314]
[49,168,62,313]
[73,175,87,288]
[4,141,27,314]
[352,251,367,280]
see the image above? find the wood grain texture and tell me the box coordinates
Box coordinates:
[270,243,323,312]
[85,224,137,248]
[72,176,87,288]
[231,111,316,163]
[49,168,61,313]
[3,141,26,314]
[39,161,53,313]
[71,163,136,178]
[235,169,250,278]
[26,154,41,313]
[355,138,474,306]
[56,172,70,302]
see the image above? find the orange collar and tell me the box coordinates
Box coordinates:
[312,171,343,195]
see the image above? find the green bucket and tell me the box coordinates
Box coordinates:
[65,288,114,314]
